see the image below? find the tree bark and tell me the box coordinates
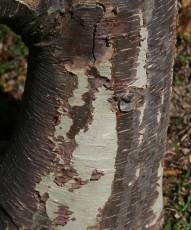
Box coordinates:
[0,0,177,229]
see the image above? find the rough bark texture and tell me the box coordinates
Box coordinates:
[0,0,177,229]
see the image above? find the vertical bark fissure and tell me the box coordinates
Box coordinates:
[92,24,98,63]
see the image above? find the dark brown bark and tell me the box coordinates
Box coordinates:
[0,0,177,229]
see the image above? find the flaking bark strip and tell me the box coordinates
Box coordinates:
[99,1,177,229]
[52,65,113,190]
[36,60,116,228]
[90,169,105,181]
[52,205,73,227]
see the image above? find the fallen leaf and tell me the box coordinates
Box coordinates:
[164,168,182,177]
[182,0,191,7]
[178,1,191,37]
[188,154,191,163]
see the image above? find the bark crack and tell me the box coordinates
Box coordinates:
[92,23,97,63]
[91,3,106,64]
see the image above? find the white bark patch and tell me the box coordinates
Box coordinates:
[157,93,165,124]
[35,60,117,229]
[68,73,89,107]
[157,111,162,124]
[128,182,133,187]
[135,168,140,178]
[121,48,132,52]
[60,87,117,230]
[128,167,141,187]
[143,0,155,24]
[138,101,146,126]
[146,162,163,228]
[161,93,165,105]
[55,115,73,141]
[16,0,39,9]
[130,11,148,89]
[96,61,112,79]
[55,71,89,141]
[129,11,148,145]
[138,128,145,145]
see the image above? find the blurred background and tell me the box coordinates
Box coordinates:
[0,1,190,229]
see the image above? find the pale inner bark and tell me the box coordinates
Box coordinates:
[55,116,73,141]
[131,11,148,89]
[157,93,165,124]
[68,73,89,107]
[134,11,149,144]
[35,61,117,229]
[146,162,163,228]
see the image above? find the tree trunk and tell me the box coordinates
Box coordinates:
[0,0,177,229]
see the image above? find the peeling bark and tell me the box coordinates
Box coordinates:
[0,0,177,229]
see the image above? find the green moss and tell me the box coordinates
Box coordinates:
[9,37,28,57]
[164,170,191,230]
[0,24,11,40]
